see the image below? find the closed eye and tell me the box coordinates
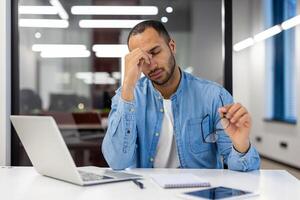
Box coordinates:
[148,46,161,56]
[151,50,160,56]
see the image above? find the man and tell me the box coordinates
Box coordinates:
[102,20,260,171]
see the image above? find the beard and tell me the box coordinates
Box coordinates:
[148,52,176,86]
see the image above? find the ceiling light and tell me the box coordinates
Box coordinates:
[166,7,173,13]
[281,15,300,30]
[76,72,117,85]
[19,6,58,15]
[93,44,128,57]
[71,6,158,15]
[34,32,42,39]
[32,44,86,52]
[76,72,93,80]
[50,0,69,20]
[84,78,116,85]
[79,19,145,28]
[19,19,69,28]
[233,38,254,51]
[112,72,121,80]
[161,17,168,23]
[40,50,91,58]
[253,25,282,42]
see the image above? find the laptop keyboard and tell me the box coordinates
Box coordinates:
[103,170,140,179]
[78,170,112,182]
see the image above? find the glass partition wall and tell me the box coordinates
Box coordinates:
[12,0,229,166]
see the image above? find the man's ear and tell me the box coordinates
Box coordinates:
[168,39,176,54]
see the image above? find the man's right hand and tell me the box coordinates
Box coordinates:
[122,48,151,101]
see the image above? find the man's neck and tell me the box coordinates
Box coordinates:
[153,67,181,99]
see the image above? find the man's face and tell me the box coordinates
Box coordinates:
[128,27,176,86]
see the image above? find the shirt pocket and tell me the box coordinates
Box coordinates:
[186,115,211,154]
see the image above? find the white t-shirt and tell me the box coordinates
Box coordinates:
[154,99,180,168]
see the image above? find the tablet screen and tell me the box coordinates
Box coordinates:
[184,186,252,199]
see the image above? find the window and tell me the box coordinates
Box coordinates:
[265,0,297,123]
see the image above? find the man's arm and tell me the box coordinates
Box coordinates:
[216,88,260,171]
[102,48,150,170]
[102,90,138,170]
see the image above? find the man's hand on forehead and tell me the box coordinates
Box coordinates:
[131,48,152,66]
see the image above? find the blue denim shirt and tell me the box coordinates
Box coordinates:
[102,71,260,171]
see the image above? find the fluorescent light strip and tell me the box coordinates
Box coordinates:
[76,72,109,79]
[19,19,69,28]
[112,72,121,80]
[40,50,91,58]
[32,44,86,52]
[281,15,300,30]
[19,6,58,15]
[254,25,282,42]
[93,44,128,57]
[234,15,300,52]
[79,19,145,28]
[84,78,116,85]
[71,6,158,15]
[50,0,69,20]
[233,38,254,52]
[76,72,116,85]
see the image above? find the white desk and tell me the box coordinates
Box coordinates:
[1,167,299,200]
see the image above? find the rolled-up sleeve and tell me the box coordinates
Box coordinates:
[102,90,138,170]
[227,144,260,171]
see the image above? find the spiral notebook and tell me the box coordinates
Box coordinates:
[150,173,211,189]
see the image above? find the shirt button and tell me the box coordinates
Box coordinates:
[130,108,135,112]
[150,157,154,162]
[155,132,159,136]
[160,108,164,113]
[158,96,162,100]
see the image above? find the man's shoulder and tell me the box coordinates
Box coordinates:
[183,71,224,92]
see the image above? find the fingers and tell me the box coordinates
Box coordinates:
[128,48,151,65]
[218,103,251,127]
[218,104,232,117]
[236,114,251,128]
[229,106,246,123]
[136,52,151,66]
[123,48,151,87]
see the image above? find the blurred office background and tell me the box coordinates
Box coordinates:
[13,0,225,167]
[1,0,299,178]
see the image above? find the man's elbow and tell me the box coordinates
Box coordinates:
[101,141,135,170]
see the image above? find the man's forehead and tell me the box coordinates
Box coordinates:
[128,28,164,51]
[129,42,161,53]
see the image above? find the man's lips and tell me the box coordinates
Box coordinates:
[149,69,163,79]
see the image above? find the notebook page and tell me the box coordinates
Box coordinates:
[150,173,210,189]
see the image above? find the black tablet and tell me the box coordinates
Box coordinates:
[180,186,258,200]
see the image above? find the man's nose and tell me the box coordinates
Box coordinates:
[148,58,157,69]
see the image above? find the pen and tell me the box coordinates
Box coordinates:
[132,179,144,189]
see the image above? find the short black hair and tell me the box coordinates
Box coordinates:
[127,20,171,45]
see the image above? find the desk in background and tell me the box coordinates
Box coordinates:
[0,167,299,200]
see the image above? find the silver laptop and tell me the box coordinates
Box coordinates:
[10,115,141,186]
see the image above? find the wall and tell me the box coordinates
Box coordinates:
[190,0,223,83]
[0,0,11,165]
[233,0,300,168]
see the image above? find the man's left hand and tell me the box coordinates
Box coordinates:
[218,103,251,153]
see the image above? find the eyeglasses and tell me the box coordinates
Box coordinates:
[202,99,230,143]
